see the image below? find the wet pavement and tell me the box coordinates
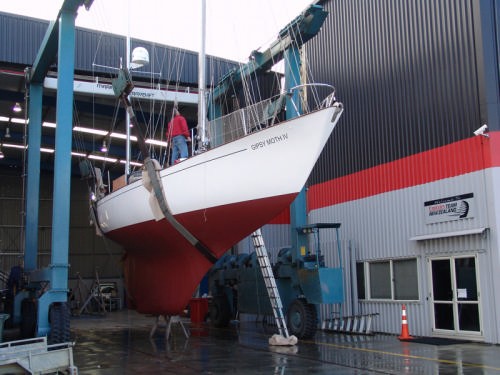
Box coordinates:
[69,310,500,374]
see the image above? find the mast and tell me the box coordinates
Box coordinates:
[125,2,131,178]
[197,0,207,148]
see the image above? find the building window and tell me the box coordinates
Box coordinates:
[369,261,391,299]
[356,262,365,299]
[358,258,419,301]
[393,258,418,300]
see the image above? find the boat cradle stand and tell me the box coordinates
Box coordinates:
[149,315,190,340]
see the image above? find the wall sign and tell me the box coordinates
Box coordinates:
[424,193,474,224]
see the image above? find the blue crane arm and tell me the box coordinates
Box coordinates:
[210,4,328,102]
[29,0,93,83]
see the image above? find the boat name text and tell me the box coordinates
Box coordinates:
[251,133,289,150]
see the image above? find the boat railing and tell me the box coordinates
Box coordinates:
[206,83,337,149]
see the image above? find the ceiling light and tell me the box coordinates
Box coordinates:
[71,151,87,157]
[73,126,108,136]
[109,132,127,140]
[5,127,10,138]
[40,147,55,153]
[2,143,26,149]
[146,139,168,147]
[43,122,57,128]
[120,160,143,167]
[13,102,22,113]
[101,140,108,153]
[88,154,117,163]
[110,132,137,141]
[10,118,26,124]
[0,147,4,159]
[0,116,9,122]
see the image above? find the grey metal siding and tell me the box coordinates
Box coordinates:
[0,13,48,65]
[0,171,123,280]
[0,11,237,86]
[475,0,500,129]
[307,0,483,183]
[74,27,125,76]
[309,170,492,339]
[293,0,500,342]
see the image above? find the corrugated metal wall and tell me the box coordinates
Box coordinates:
[309,169,491,338]
[307,0,483,183]
[261,0,500,342]
[235,225,290,264]
[0,13,47,65]
[0,172,123,287]
[0,11,237,87]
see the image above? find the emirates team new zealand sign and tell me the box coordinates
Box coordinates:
[424,193,474,224]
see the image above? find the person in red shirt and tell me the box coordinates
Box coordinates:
[167,108,191,165]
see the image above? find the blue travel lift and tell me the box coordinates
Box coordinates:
[207,4,344,339]
[9,0,93,343]
[208,221,344,339]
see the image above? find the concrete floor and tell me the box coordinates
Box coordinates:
[65,309,500,374]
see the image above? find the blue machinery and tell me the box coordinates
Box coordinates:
[14,0,93,341]
[208,223,344,339]
[207,5,344,339]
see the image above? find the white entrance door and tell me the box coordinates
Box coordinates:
[429,256,482,336]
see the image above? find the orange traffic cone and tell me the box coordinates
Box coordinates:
[398,304,413,340]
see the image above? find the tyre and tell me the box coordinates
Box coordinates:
[20,298,37,339]
[209,295,231,327]
[48,302,71,344]
[286,298,317,339]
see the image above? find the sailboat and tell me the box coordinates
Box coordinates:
[92,3,343,315]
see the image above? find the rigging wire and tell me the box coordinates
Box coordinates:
[72,2,129,275]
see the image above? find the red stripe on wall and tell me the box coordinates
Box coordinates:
[308,132,497,210]
[269,132,498,224]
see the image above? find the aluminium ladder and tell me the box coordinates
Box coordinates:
[251,229,289,338]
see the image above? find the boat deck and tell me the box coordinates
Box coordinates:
[50,309,500,374]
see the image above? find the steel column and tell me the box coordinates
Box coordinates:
[285,46,308,261]
[36,7,79,337]
[50,7,77,291]
[284,47,302,119]
[25,83,43,272]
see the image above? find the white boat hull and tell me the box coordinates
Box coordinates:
[95,105,343,314]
